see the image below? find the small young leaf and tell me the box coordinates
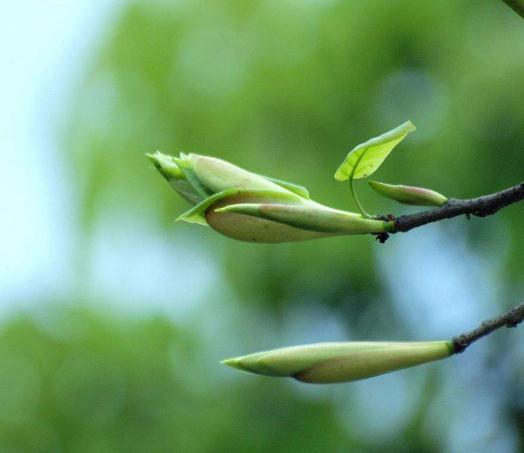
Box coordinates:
[334,121,416,182]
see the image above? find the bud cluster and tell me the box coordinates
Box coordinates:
[147,151,392,243]
[147,140,454,384]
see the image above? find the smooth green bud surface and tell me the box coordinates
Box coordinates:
[368,181,448,207]
[223,341,453,384]
[205,190,329,242]
[216,203,390,235]
[188,154,289,194]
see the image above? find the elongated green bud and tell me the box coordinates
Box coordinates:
[223,341,453,384]
[368,181,448,207]
[215,202,391,235]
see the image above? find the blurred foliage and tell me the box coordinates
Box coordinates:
[0,307,364,452]
[6,0,524,451]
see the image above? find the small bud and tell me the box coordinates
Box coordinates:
[223,341,453,384]
[368,181,448,207]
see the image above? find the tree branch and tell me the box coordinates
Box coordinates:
[392,181,524,233]
[452,301,524,353]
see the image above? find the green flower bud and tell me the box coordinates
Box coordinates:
[368,181,448,207]
[148,152,393,242]
[223,341,453,384]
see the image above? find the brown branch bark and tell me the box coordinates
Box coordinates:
[392,182,524,233]
[452,301,524,353]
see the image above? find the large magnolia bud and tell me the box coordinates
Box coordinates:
[223,341,453,384]
[148,152,393,242]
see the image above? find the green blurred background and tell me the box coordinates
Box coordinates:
[1,0,524,451]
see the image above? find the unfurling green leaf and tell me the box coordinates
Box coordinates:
[334,121,416,182]
[223,341,453,384]
[368,181,448,207]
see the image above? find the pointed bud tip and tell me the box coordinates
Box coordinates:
[221,357,249,371]
[146,151,183,180]
[404,120,416,132]
[221,357,237,366]
[145,151,161,167]
[369,180,447,207]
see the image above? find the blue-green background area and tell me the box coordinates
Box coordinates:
[1,1,523,451]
